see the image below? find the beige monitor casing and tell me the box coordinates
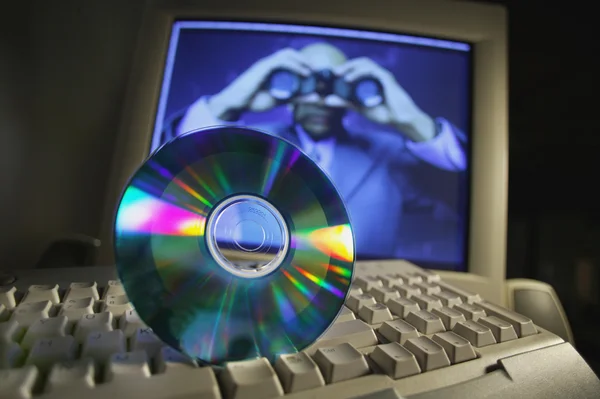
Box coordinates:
[99,0,509,305]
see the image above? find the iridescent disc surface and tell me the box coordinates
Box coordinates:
[114,126,355,365]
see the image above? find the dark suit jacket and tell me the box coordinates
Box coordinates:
[160,111,466,258]
[267,124,403,257]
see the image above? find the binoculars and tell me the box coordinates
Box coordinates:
[266,69,384,108]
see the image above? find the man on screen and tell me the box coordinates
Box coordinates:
[161,42,467,257]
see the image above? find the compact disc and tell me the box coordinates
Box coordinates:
[114,126,355,365]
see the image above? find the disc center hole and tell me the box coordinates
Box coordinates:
[233,220,265,251]
[206,195,289,278]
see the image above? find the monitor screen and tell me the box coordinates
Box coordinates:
[151,21,472,271]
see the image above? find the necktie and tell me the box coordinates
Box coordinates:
[309,147,321,163]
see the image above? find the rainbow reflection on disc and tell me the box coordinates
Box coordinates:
[113,126,355,365]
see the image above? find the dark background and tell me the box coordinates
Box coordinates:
[485,0,600,373]
[0,0,598,374]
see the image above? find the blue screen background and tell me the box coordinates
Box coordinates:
[152,22,472,271]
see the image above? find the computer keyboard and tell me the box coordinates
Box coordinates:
[1,261,598,399]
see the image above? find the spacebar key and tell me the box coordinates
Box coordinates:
[304,320,378,355]
[39,367,221,399]
[287,375,394,399]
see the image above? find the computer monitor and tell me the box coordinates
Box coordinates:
[151,21,471,268]
[101,0,507,298]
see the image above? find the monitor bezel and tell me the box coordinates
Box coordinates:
[100,0,507,302]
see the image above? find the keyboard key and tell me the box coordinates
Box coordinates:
[275,352,325,393]
[74,312,114,342]
[354,276,383,292]
[0,341,23,368]
[44,359,221,398]
[349,287,363,296]
[0,286,17,309]
[387,297,420,318]
[25,336,77,372]
[379,274,404,288]
[104,351,151,382]
[454,303,486,321]
[306,320,378,354]
[396,273,422,285]
[378,319,420,344]
[59,297,95,324]
[369,343,421,379]
[432,307,466,330]
[453,320,497,347]
[433,291,463,308]
[81,330,126,364]
[219,357,284,399]
[409,270,440,283]
[432,332,477,364]
[45,358,96,392]
[0,304,8,322]
[405,310,446,334]
[21,316,68,349]
[10,300,53,327]
[130,327,163,358]
[335,306,355,323]
[358,303,393,325]
[404,336,451,372]
[0,320,25,343]
[0,365,38,398]
[478,301,538,338]
[368,286,400,304]
[102,294,133,316]
[346,293,376,313]
[413,282,441,295]
[395,285,421,298]
[313,343,370,384]
[22,284,61,304]
[119,309,148,337]
[103,280,126,299]
[154,346,197,373]
[411,294,443,311]
[478,316,518,342]
[150,367,220,398]
[436,281,481,304]
[64,282,100,301]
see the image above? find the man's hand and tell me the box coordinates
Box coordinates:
[334,57,436,142]
[208,48,311,120]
